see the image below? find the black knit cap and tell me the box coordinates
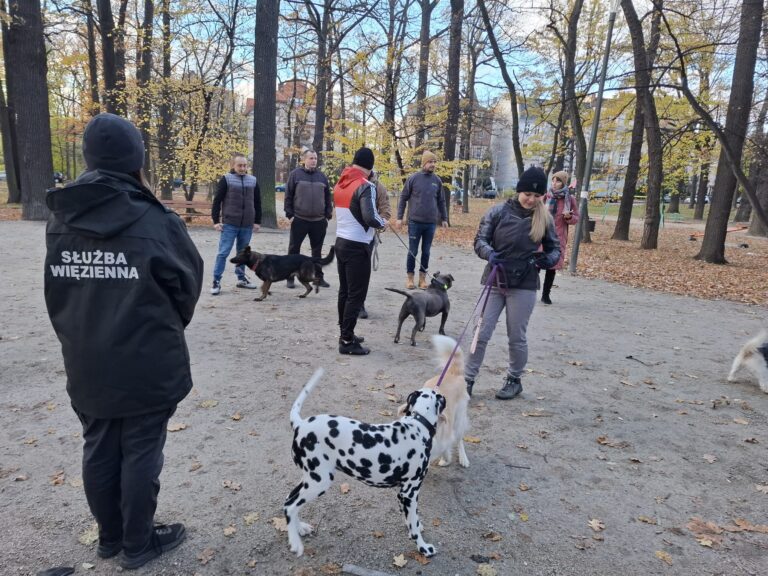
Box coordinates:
[352,147,375,170]
[83,113,145,174]
[516,166,548,195]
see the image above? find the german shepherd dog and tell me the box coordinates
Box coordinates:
[230,245,335,301]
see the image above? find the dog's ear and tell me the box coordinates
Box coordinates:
[404,391,419,415]
[244,245,251,254]
[433,270,440,276]
[435,393,447,415]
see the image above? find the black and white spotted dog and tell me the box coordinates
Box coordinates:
[285,368,446,557]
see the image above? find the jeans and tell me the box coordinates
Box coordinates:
[73,406,175,554]
[289,217,328,278]
[213,224,253,281]
[464,288,537,381]
[407,220,437,274]
[335,237,372,340]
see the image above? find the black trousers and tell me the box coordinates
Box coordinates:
[74,406,174,554]
[542,269,556,295]
[335,237,372,340]
[289,217,328,278]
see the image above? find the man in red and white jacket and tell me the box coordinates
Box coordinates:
[333,147,388,355]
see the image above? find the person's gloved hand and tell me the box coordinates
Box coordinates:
[488,251,501,266]
[533,252,549,268]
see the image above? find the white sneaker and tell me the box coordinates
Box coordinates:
[211,280,221,295]
[236,276,258,289]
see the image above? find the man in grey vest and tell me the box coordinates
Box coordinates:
[211,153,262,295]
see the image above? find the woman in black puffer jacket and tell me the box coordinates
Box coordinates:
[464,167,560,400]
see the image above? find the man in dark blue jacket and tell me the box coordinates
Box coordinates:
[210,153,262,295]
[45,113,204,570]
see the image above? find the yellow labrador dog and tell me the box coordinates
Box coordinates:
[399,335,470,468]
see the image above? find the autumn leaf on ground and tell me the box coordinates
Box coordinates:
[588,519,605,532]
[24,438,38,446]
[522,410,553,417]
[432,518,441,527]
[320,563,342,574]
[406,551,431,565]
[379,410,394,417]
[733,417,749,425]
[477,564,497,576]
[519,482,530,491]
[243,512,259,526]
[696,537,714,547]
[756,484,768,494]
[340,482,351,494]
[686,517,724,546]
[384,383,396,389]
[167,422,188,432]
[638,516,657,525]
[372,530,385,538]
[78,523,99,546]
[464,436,482,443]
[199,399,219,408]
[223,525,236,537]
[519,512,529,522]
[392,553,408,568]
[482,531,503,542]
[14,474,28,481]
[198,547,216,565]
[655,550,673,565]
[189,459,202,472]
[50,470,65,485]
[732,518,768,534]
[81,562,95,570]
[386,394,399,403]
[744,437,759,444]
[516,444,528,450]
[702,454,718,464]
[596,436,630,449]
[222,479,241,492]
[271,517,288,532]
[231,412,242,421]
[568,360,583,366]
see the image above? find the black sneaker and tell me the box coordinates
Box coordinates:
[496,376,522,400]
[339,339,370,355]
[120,523,186,570]
[358,306,369,319]
[286,277,296,289]
[465,378,475,398]
[97,539,122,559]
[317,278,330,288]
[338,335,365,344]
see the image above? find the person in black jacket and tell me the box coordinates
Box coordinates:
[44,113,204,571]
[464,167,560,400]
[210,153,262,295]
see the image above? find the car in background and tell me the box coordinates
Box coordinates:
[0,171,6,181]
[592,191,618,202]
[683,195,709,204]
[275,183,286,193]
[482,186,498,199]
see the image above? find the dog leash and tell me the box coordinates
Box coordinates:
[435,264,499,388]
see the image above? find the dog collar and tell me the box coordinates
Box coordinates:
[410,411,436,436]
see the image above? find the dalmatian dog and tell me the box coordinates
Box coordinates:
[285,368,446,558]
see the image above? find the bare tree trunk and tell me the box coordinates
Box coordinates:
[622,0,664,249]
[694,161,709,219]
[6,0,55,220]
[97,0,121,114]
[157,0,173,200]
[310,3,331,159]
[83,0,100,115]
[136,0,154,181]
[612,99,643,240]
[414,0,437,151]
[253,0,279,228]
[696,0,763,262]
[477,0,523,176]
[0,77,20,203]
[442,0,463,164]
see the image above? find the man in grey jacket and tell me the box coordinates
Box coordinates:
[395,150,448,289]
[284,149,332,288]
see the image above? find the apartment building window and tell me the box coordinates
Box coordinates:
[618,152,625,165]
[598,151,605,162]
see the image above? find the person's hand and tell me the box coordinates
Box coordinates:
[395,219,403,229]
[380,219,389,231]
[563,212,573,221]
[441,221,449,228]
[488,251,501,265]
[214,223,223,232]
[533,252,549,268]
[285,213,294,221]
[253,224,261,233]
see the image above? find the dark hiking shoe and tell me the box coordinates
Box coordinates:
[339,339,370,355]
[120,523,186,570]
[96,539,122,559]
[286,278,296,289]
[496,376,522,400]
[210,280,221,295]
[338,335,365,344]
[317,278,330,288]
[541,293,552,305]
[465,378,475,398]
[358,306,369,319]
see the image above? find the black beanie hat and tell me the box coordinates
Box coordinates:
[83,113,145,174]
[516,166,548,195]
[352,147,375,170]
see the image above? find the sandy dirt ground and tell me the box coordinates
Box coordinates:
[1,217,767,576]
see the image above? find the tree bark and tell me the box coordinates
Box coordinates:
[611,99,643,240]
[136,0,154,181]
[442,0,463,164]
[253,0,280,228]
[97,0,120,114]
[622,0,664,249]
[695,0,763,262]
[6,0,55,220]
[0,0,20,202]
[157,0,173,200]
[83,0,100,115]
[414,0,437,151]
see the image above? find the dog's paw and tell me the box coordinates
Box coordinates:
[458,455,470,468]
[410,341,416,346]
[439,329,446,335]
[254,297,265,301]
[298,294,308,298]
[289,541,304,557]
[298,522,314,536]
[419,543,436,557]
[437,457,451,467]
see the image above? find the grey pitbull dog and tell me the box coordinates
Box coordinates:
[386,272,454,346]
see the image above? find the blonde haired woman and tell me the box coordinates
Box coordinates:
[465,167,560,400]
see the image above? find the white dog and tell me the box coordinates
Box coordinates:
[728,330,768,393]
[399,334,471,468]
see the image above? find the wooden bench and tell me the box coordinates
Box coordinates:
[160,199,212,220]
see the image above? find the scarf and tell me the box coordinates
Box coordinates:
[548,188,571,217]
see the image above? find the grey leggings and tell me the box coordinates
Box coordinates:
[465,287,537,381]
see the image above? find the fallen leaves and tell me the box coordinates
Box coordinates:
[392,553,408,568]
[463,436,482,444]
[596,436,630,449]
[518,482,530,491]
[50,470,65,485]
[223,525,236,537]
[521,410,553,417]
[482,531,503,542]
[638,516,657,525]
[655,550,673,565]
[733,417,749,425]
[167,422,188,432]
[320,563,342,574]
[588,519,605,532]
[340,482,351,494]
[372,530,385,538]
[270,517,288,532]
[231,412,242,421]
[476,564,498,576]
[243,512,259,526]
[199,399,219,409]
[405,550,431,565]
[78,524,99,546]
[702,454,718,464]
[198,547,216,565]
[756,484,768,495]
[222,479,241,492]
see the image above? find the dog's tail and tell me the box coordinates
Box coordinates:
[290,368,325,430]
[385,287,412,299]
[431,334,464,378]
[313,247,335,267]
